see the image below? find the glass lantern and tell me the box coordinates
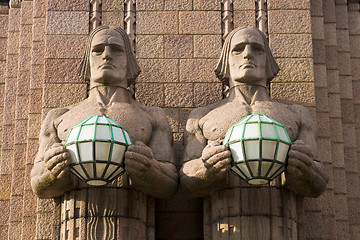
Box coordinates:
[223,114,292,185]
[64,115,132,186]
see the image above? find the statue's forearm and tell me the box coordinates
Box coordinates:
[180,158,227,198]
[285,160,328,198]
[130,160,178,199]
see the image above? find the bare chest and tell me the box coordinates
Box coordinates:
[201,101,299,142]
[56,103,153,144]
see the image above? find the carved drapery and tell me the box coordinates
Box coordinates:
[255,0,268,37]
[221,0,234,40]
[124,0,136,51]
[90,0,102,30]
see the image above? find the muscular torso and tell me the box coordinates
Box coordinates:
[56,99,154,145]
[199,99,300,143]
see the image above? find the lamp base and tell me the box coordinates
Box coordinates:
[248,178,269,185]
[86,179,108,186]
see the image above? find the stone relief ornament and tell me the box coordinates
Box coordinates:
[255,0,268,37]
[221,0,234,40]
[124,0,136,51]
[90,0,102,30]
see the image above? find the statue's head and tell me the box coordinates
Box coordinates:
[78,25,141,87]
[215,27,280,87]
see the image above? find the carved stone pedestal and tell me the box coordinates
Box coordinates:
[58,176,154,240]
[204,175,297,240]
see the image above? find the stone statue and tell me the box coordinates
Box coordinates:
[180,27,328,239]
[30,25,178,239]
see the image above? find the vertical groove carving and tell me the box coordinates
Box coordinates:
[255,0,268,37]
[124,0,136,51]
[90,0,102,31]
[221,0,234,41]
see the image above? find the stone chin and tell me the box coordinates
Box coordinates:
[90,71,127,86]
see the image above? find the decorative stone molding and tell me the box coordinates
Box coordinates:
[221,0,233,40]
[347,1,360,11]
[9,0,21,8]
[124,0,136,51]
[255,0,268,37]
[90,0,102,31]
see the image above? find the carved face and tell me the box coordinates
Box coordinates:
[89,29,128,87]
[228,28,267,87]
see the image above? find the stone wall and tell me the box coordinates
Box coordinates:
[0,0,358,239]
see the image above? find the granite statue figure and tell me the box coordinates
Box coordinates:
[30,25,178,239]
[180,27,328,239]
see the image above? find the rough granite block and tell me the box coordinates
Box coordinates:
[335,5,348,29]
[0,16,8,38]
[315,87,329,113]
[269,34,313,58]
[33,0,45,18]
[180,59,219,83]
[268,0,310,10]
[137,0,163,10]
[20,1,33,25]
[0,39,6,61]
[28,114,41,139]
[268,10,311,34]
[233,10,256,29]
[137,59,178,83]
[45,35,88,59]
[164,83,193,107]
[7,32,19,55]
[164,0,192,10]
[31,41,45,65]
[350,36,360,58]
[46,11,89,35]
[194,83,222,107]
[32,18,46,42]
[164,108,179,132]
[44,58,83,83]
[179,11,221,34]
[164,35,193,59]
[271,82,315,106]
[102,11,124,27]
[312,17,325,40]
[103,0,123,11]
[194,35,222,58]
[47,0,89,11]
[137,11,178,35]
[274,58,314,83]
[30,64,45,89]
[312,39,326,64]
[135,83,164,107]
[194,0,220,10]
[233,0,255,10]
[8,8,20,33]
[136,35,164,58]
[43,83,87,108]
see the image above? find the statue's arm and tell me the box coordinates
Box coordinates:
[180,110,231,198]
[285,105,328,197]
[30,108,75,198]
[124,107,178,199]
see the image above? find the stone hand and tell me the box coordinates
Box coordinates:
[285,140,328,196]
[124,141,177,198]
[286,140,315,179]
[44,143,72,180]
[200,140,232,179]
[124,141,157,179]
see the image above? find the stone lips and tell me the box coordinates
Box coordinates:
[222,114,292,185]
[64,115,132,186]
